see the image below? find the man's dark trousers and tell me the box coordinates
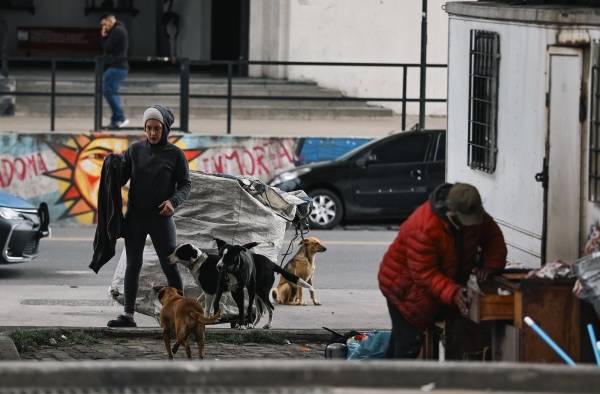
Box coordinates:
[385,299,424,359]
[103,67,128,126]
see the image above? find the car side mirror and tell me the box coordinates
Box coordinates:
[357,152,377,168]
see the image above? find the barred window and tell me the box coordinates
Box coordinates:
[590,63,600,202]
[468,30,500,173]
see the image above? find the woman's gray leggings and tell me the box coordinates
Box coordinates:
[123,214,182,314]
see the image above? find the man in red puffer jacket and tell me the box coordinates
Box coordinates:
[378,182,507,358]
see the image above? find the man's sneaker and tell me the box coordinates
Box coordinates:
[107,314,137,328]
[116,119,130,128]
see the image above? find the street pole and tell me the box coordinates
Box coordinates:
[419,0,428,130]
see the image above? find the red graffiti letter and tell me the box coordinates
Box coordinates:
[242,148,256,176]
[212,155,225,174]
[36,152,48,173]
[224,151,244,175]
[253,145,269,177]
[1,159,14,186]
[14,158,26,181]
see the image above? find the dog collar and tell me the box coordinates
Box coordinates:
[189,251,209,278]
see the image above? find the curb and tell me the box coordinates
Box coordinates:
[0,335,19,360]
[1,360,599,393]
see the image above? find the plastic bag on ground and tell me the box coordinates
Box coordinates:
[346,331,391,360]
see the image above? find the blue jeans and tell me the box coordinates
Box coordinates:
[102,67,128,125]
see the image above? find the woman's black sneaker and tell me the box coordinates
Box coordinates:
[107,314,137,328]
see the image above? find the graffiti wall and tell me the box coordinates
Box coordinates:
[0,132,370,224]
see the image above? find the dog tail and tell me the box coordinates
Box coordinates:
[192,309,222,325]
[271,262,313,290]
[270,288,278,303]
[254,296,268,326]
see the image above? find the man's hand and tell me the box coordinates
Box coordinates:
[158,200,175,216]
[472,267,494,282]
[453,287,469,316]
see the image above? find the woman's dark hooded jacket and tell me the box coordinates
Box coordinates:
[122,105,191,216]
[90,105,191,273]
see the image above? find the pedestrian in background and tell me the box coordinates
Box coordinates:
[107,105,191,327]
[100,14,129,129]
[377,182,507,358]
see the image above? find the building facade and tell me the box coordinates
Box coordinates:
[446,1,600,267]
[0,0,457,117]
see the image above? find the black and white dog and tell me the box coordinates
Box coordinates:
[167,240,312,329]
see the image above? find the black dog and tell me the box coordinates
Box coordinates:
[214,239,258,330]
[167,241,312,329]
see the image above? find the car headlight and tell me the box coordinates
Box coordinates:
[269,168,311,186]
[0,207,21,220]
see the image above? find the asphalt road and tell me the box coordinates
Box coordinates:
[0,226,398,290]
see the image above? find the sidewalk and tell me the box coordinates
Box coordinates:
[0,285,390,329]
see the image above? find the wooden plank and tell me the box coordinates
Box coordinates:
[519,284,580,363]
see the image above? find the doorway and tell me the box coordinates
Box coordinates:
[545,47,583,262]
[210,0,249,75]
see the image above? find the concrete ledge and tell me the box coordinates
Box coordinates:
[0,335,19,360]
[0,360,599,392]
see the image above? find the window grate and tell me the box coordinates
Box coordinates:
[590,64,600,202]
[468,30,500,173]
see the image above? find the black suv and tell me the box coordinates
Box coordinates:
[269,130,445,229]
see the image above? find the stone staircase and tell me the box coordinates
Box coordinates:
[12,72,396,119]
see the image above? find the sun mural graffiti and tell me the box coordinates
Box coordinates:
[43,134,201,223]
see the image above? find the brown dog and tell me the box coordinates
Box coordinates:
[271,237,327,306]
[157,286,221,359]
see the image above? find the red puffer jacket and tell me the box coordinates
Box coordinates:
[378,184,507,330]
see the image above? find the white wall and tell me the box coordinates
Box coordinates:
[446,17,556,268]
[0,0,157,57]
[250,0,470,116]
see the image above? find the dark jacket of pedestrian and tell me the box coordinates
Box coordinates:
[89,153,125,273]
[378,183,507,330]
[101,21,129,70]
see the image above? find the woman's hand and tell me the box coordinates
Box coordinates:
[158,200,175,216]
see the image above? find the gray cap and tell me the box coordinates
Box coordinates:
[143,107,164,126]
[446,183,483,226]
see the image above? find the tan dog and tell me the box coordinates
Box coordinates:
[157,286,221,359]
[271,237,327,306]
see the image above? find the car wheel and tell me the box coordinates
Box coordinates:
[308,189,344,229]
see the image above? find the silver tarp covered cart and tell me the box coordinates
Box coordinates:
[109,171,309,323]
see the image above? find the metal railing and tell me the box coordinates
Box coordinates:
[0,56,447,134]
